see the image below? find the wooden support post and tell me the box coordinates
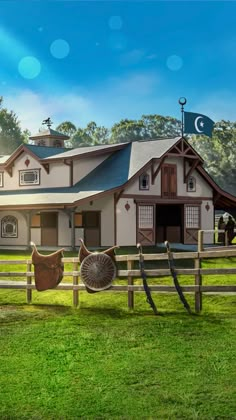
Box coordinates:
[225,231,229,247]
[198,230,204,252]
[73,261,79,307]
[194,254,202,313]
[70,209,76,250]
[26,262,32,304]
[127,259,134,309]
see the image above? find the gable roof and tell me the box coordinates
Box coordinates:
[128,137,183,178]
[0,144,132,207]
[0,144,70,173]
[0,136,236,210]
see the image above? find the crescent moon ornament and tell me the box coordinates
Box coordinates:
[194,116,204,133]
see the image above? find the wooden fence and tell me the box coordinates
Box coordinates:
[198,228,236,251]
[0,240,236,313]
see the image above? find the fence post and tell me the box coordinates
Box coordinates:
[73,261,79,307]
[194,254,202,313]
[26,262,32,304]
[127,259,134,309]
[198,230,204,252]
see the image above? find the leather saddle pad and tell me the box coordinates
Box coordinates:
[32,248,64,292]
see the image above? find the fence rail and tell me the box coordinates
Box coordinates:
[1,245,236,312]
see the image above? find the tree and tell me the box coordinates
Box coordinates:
[71,122,110,148]
[110,115,181,143]
[22,129,31,144]
[0,97,25,154]
[56,121,77,148]
[84,121,110,145]
[189,120,236,195]
[56,121,77,137]
[141,114,181,138]
[71,128,93,148]
[110,119,145,143]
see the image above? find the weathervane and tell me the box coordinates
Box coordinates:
[42,117,53,129]
[178,97,187,137]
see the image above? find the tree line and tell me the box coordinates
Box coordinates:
[0,96,235,195]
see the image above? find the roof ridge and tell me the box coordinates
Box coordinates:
[134,136,181,143]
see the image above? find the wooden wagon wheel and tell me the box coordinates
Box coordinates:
[80,252,116,291]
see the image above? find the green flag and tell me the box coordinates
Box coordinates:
[184,112,214,137]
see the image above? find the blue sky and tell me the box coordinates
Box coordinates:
[0,0,236,134]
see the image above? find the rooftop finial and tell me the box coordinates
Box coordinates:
[42,117,53,129]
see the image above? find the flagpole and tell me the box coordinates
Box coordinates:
[178,97,187,137]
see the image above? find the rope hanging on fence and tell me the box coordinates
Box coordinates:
[165,241,192,314]
[137,243,159,315]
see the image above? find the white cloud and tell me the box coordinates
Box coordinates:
[2,71,161,133]
[3,90,92,133]
[6,84,234,139]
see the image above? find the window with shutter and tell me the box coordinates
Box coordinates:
[161,164,177,198]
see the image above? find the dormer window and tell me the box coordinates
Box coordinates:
[187,176,196,192]
[139,173,149,190]
[19,169,40,186]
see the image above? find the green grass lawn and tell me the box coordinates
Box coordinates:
[0,250,236,419]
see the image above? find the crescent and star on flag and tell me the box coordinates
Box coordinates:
[179,97,215,138]
[194,116,205,133]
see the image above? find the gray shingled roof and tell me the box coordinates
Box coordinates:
[26,144,70,159]
[0,137,181,207]
[129,137,180,178]
[44,142,127,160]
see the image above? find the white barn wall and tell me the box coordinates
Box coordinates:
[42,162,69,187]
[124,157,214,198]
[201,201,214,243]
[116,198,136,246]
[76,195,114,246]
[125,165,161,195]
[58,212,71,246]
[75,228,84,246]
[31,228,41,245]
[4,153,70,190]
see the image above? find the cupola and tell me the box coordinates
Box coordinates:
[29,118,69,148]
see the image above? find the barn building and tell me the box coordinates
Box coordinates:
[0,128,235,249]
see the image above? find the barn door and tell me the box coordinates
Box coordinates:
[161,164,177,198]
[83,211,100,247]
[137,204,155,246]
[41,212,58,246]
[184,205,200,244]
